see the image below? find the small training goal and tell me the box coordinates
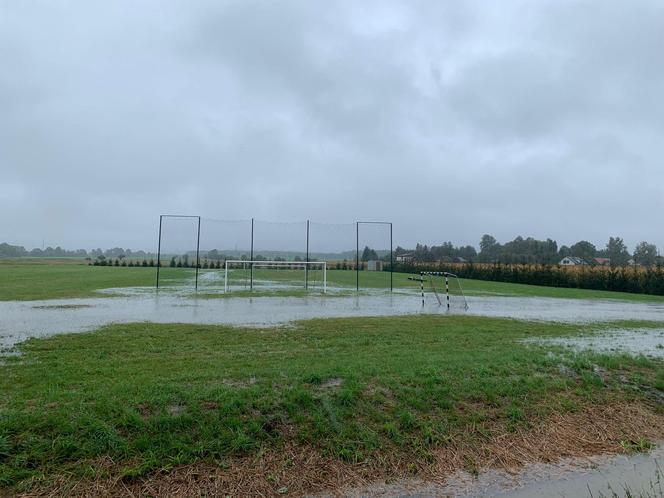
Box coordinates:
[409,271,468,310]
[224,260,327,293]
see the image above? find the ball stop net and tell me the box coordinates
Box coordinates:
[156,216,393,293]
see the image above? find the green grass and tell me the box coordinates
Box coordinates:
[0,261,162,301]
[1,315,663,490]
[2,259,664,303]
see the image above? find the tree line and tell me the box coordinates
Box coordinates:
[396,235,661,267]
[0,242,153,259]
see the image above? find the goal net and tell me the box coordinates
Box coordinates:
[224,260,327,293]
[418,272,468,310]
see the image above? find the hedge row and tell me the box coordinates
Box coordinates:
[394,262,664,296]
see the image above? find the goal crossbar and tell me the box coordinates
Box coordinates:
[224,260,327,293]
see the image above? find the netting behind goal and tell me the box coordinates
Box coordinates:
[224,260,327,292]
[357,222,393,290]
[308,222,356,288]
[157,216,199,288]
[156,216,394,292]
[197,218,252,290]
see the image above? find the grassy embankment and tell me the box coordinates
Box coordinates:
[1,315,664,495]
[3,259,664,302]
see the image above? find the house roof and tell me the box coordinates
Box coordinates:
[561,256,587,265]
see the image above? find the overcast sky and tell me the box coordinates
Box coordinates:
[2,0,663,252]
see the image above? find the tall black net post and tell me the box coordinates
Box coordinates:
[250,218,254,290]
[390,222,393,292]
[356,221,359,291]
[156,215,163,289]
[305,220,310,289]
[195,216,201,290]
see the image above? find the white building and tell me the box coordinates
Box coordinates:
[559,256,588,266]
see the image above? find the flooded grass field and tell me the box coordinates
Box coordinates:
[3,286,664,351]
[3,264,664,497]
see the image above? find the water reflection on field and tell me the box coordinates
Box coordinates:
[1,287,664,349]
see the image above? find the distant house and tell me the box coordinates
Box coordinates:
[593,257,611,266]
[453,256,468,264]
[395,253,413,263]
[559,256,588,266]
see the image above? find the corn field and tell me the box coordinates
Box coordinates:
[394,262,664,296]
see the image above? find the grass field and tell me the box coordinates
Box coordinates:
[2,315,664,495]
[2,259,664,302]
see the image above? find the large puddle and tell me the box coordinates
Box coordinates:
[1,288,664,349]
[528,327,664,359]
[336,444,664,497]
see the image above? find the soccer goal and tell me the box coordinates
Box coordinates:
[410,271,468,310]
[224,260,327,293]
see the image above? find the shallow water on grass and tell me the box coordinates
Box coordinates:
[2,289,664,349]
[337,444,664,497]
[527,328,664,359]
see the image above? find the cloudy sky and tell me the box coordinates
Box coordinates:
[2,0,663,252]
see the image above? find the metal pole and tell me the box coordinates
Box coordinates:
[390,222,393,292]
[156,215,163,289]
[446,275,450,310]
[195,216,201,291]
[356,221,359,291]
[224,260,228,293]
[421,272,424,307]
[305,220,310,289]
[250,218,254,291]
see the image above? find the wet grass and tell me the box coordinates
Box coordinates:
[1,315,664,492]
[2,259,664,303]
[0,262,159,301]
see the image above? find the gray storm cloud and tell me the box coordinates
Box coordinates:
[1,0,663,251]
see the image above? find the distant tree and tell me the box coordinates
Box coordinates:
[361,246,378,261]
[606,237,630,267]
[633,241,658,266]
[478,234,501,263]
[170,257,176,267]
[569,241,597,262]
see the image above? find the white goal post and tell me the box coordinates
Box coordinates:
[224,260,327,293]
